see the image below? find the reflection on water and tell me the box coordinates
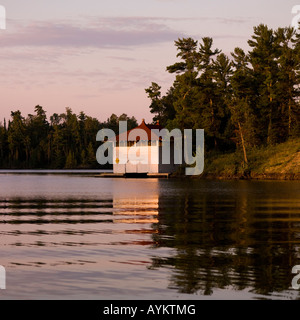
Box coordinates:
[113,198,159,225]
[0,172,299,299]
[152,185,300,299]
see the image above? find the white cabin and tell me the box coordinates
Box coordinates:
[113,119,179,175]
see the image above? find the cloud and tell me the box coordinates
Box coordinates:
[108,56,137,62]
[0,17,185,48]
[0,14,252,49]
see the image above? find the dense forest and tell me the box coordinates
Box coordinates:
[1,23,300,170]
[0,107,137,169]
[145,24,300,165]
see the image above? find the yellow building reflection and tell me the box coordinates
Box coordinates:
[111,178,160,225]
[113,197,159,224]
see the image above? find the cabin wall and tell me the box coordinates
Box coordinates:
[113,145,159,174]
[113,142,181,174]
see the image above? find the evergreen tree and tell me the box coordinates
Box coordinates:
[248,24,280,145]
[7,111,26,165]
[145,25,300,157]
[65,151,77,169]
[277,27,300,139]
[0,120,8,167]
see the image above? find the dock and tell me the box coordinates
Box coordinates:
[96,172,171,178]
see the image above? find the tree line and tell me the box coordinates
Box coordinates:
[0,106,137,169]
[145,24,300,165]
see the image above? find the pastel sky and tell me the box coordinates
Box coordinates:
[0,0,298,123]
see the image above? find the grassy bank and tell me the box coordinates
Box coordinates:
[197,138,300,180]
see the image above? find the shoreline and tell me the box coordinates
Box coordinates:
[0,169,299,180]
[189,172,300,181]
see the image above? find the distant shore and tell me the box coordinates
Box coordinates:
[197,172,300,181]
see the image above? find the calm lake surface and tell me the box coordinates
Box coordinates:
[0,171,299,300]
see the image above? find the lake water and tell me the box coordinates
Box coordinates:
[0,171,299,300]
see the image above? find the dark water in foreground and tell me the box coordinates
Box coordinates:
[0,171,299,300]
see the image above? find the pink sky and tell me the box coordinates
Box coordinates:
[0,0,297,124]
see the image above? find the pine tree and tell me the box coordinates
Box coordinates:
[276,27,300,139]
[65,151,77,169]
[86,142,96,167]
[248,24,280,145]
[7,111,26,165]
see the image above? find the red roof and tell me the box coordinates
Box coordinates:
[116,119,164,142]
